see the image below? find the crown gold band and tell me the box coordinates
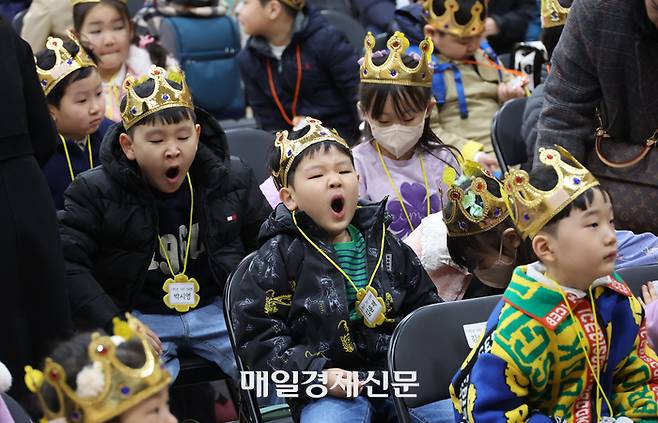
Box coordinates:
[541,0,571,28]
[422,0,486,38]
[36,33,96,96]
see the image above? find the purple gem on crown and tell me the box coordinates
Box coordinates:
[493,208,501,217]
[390,69,397,77]
[363,69,368,76]
[70,411,81,421]
[458,221,467,230]
[66,58,73,65]
[121,386,131,396]
[130,106,138,115]
[41,80,47,86]
[524,213,530,221]
[573,177,581,185]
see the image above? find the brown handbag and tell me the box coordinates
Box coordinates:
[586,123,658,234]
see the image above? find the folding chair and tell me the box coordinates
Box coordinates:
[387,295,503,423]
[615,265,658,298]
[491,96,529,174]
[224,252,293,423]
[225,127,276,184]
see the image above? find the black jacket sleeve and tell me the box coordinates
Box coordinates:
[234,157,273,252]
[488,0,537,53]
[58,175,120,329]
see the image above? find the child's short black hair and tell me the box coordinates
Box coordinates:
[35,41,99,108]
[121,77,196,136]
[258,0,299,18]
[268,125,354,190]
[446,176,534,269]
[529,161,611,235]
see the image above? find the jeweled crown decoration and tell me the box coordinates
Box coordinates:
[120,66,194,130]
[360,31,434,87]
[502,146,599,239]
[272,117,350,188]
[36,34,96,96]
[541,0,571,28]
[422,0,486,38]
[24,314,171,423]
[69,0,127,6]
[442,161,509,237]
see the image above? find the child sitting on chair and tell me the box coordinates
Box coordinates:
[450,146,658,422]
[233,118,454,422]
[422,0,525,170]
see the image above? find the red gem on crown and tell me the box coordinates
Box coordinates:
[546,154,554,160]
[49,369,59,381]
[514,175,524,185]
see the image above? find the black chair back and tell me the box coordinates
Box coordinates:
[11,9,26,34]
[616,265,658,298]
[318,9,366,53]
[225,128,275,184]
[388,295,503,422]
[491,96,528,174]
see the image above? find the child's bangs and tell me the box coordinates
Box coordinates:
[363,84,430,121]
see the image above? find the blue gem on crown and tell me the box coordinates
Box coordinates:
[162,94,170,101]
[120,386,131,396]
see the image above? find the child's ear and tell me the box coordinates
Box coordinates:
[119,132,136,160]
[502,227,521,250]
[425,98,436,118]
[532,232,555,264]
[47,104,60,124]
[266,0,281,19]
[279,186,298,211]
[423,24,437,39]
[194,123,201,141]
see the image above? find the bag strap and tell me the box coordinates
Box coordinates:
[594,113,658,169]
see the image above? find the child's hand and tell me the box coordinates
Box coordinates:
[474,152,500,173]
[323,368,364,398]
[143,324,163,355]
[498,79,526,103]
[640,281,658,309]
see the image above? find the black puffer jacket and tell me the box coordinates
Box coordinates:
[58,108,272,329]
[234,201,440,418]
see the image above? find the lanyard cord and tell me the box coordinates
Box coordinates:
[158,173,194,277]
[291,210,385,294]
[375,142,430,232]
[59,134,94,182]
[555,285,613,419]
[266,44,302,126]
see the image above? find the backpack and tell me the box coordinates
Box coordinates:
[159,15,246,120]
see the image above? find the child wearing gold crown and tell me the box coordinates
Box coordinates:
[25,314,176,422]
[420,0,525,170]
[236,0,360,143]
[70,0,177,122]
[36,33,112,210]
[450,146,658,422]
[57,67,271,389]
[233,118,454,422]
[352,31,460,240]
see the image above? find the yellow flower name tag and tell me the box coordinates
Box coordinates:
[356,286,387,328]
[162,274,200,312]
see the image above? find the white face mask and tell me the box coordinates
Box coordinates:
[370,121,424,159]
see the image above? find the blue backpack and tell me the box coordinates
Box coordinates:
[160,15,245,120]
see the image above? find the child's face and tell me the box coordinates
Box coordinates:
[424,25,481,61]
[49,70,105,139]
[280,146,359,243]
[535,189,617,288]
[79,3,132,76]
[118,389,177,423]
[119,118,200,193]
[237,0,273,36]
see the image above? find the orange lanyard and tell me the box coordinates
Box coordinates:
[266,44,302,127]
[461,57,527,80]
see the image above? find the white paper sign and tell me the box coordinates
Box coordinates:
[462,322,487,348]
[167,282,195,305]
[358,290,383,325]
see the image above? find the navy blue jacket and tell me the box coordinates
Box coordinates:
[237,6,360,144]
[42,118,112,209]
[391,3,425,46]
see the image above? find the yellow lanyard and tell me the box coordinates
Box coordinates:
[375,142,431,232]
[556,285,613,420]
[291,210,385,295]
[59,134,94,182]
[158,173,194,277]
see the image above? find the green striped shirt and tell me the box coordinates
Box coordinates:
[333,225,368,321]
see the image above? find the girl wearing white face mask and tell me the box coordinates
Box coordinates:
[352,32,460,240]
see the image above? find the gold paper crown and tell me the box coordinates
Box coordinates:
[360,31,434,87]
[120,66,194,130]
[442,161,509,237]
[422,0,486,38]
[24,314,171,423]
[70,0,127,6]
[502,146,599,239]
[279,0,305,10]
[36,34,96,96]
[272,117,350,188]
[541,0,571,28]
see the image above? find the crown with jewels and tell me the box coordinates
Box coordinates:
[442,161,509,237]
[69,0,127,6]
[24,313,171,423]
[502,146,599,239]
[422,0,486,38]
[120,66,194,130]
[360,31,434,87]
[35,33,96,96]
[272,117,350,188]
[541,0,571,28]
